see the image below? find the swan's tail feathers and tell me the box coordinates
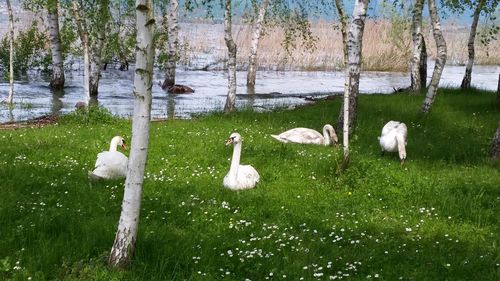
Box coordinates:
[271,134,287,143]
[88,171,103,181]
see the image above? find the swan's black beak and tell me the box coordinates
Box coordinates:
[225,138,234,146]
[121,143,127,150]
[400,158,405,166]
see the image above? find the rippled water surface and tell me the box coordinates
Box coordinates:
[0,64,498,123]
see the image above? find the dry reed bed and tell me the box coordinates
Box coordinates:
[178,20,499,72]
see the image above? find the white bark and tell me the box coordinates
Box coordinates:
[47,0,65,89]
[89,0,109,99]
[109,0,155,268]
[421,0,447,113]
[161,0,179,89]
[72,1,91,104]
[461,0,485,89]
[6,0,14,104]
[410,0,426,91]
[224,0,237,113]
[338,0,369,135]
[246,0,270,88]
[334,0,348,66]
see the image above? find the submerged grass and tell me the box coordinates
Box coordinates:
[0,88,499,280]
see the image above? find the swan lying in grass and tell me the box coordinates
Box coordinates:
[89,136,128,180]
[223,133,260,190]
[379,121,407,165]
[271,124,338,146]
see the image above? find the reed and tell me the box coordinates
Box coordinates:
[177,20,500,72]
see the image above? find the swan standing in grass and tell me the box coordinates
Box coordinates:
[89,136,128,180]
[223,132,260,190]
[271,124,338,146]
[379,121,408,165]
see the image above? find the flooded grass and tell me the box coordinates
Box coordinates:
[0,88,499,280]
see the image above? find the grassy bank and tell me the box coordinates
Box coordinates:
[0,89,499,280]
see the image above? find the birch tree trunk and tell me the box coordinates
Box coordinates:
[334,0,348,66]
[5,0,14,105]
[89,0,109,99]
[491,122,500,159]
[338,0,369,134]
[246,0,270,88]
[421,0,447,113]
[72,1,91,104]
[109,0,155,268]
[460,0,485,89]
[410,0,426,91]
[47,0,65,90]
[161,0,179,89]
[224,0,237,113]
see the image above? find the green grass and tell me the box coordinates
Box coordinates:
[0,88,499,280]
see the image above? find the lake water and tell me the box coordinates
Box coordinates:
[0,64,498,123]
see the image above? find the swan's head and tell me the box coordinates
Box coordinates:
[111,136,127,150]
[225,132,242,146]
[325,124,338,144]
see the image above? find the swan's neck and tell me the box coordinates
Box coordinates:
[323,127,331,146]
[109,137,120,152]
[396,134,406,160]
[229,142,242,179]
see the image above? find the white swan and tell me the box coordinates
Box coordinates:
[89,136,128,180]
[223,132,260,190]
[378,121,408,165]
[271,124,338,146]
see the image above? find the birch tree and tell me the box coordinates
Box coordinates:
[334,0,348,66]
[338,0,369,135]
[410,0,427,91]
[421,0,447,113]
[47,0,65,89]
[71,0,110,102]
[246,0,270,88]
[161,0,179,89]
[224,0,237,113]
[5,0,14,105]
[109,0,155,268]
[460,0,486,89]
[342,0,369,163]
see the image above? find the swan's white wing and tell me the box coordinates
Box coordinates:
[275,128,323,144]
[92,151,128,179]
[381,121,401,136]
[237,165,260,189]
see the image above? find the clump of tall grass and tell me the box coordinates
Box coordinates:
[177,20,499,72]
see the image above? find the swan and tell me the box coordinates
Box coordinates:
[223,132,260,190]
[271,124,338,146]
[378,121,408,165]
[89,136,128,180]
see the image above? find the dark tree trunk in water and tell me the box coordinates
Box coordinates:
[491,123,500,159]
[461,0,485,90]
[421,0,447,113]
